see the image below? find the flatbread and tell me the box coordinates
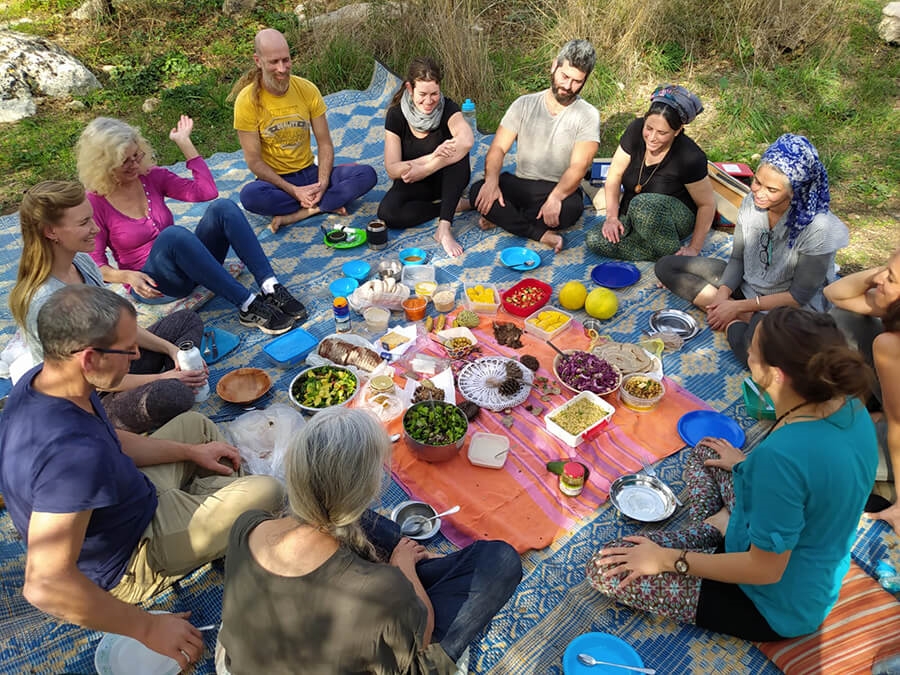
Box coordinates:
[591,342,652,376]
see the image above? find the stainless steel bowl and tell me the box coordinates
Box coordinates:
[375,258,402,282]
[402,401,468,462]
[609,473,677,522]
[390,500,440,540]
[288,365,359,414]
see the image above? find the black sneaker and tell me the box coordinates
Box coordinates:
[264,284,308,323]
[239,295,294,335]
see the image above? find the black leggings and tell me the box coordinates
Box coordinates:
[468,172,585,241]
[377,155,470,229]
[655,254,727,303]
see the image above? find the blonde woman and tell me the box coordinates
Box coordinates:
[9,181,205,433]
[217,407,522,674]
[77,115,305,335]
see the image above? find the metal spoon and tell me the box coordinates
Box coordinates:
[401,505,461,536]
[577,653,656,674]
[639,458,683,508]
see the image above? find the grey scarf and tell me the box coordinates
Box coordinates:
[400,89,444,133]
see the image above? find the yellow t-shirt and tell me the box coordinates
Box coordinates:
[233,75,327,175]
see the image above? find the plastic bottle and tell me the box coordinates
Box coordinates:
[333,297,351,334]
[461,98,476,136]
[175,340,210,402]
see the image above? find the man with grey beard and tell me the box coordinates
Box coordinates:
[233,28,376,232]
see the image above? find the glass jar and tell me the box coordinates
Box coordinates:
[559,461,585,497]
[369,375,395,396]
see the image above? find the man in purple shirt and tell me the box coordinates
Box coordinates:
[0,285,283,671]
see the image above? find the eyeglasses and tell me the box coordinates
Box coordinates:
[70,346,139,356]
[121,151,145,168]
[758,230,773,271]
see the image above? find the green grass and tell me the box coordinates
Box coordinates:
[0,0,896,268]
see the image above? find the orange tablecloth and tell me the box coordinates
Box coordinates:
[387,312,709,552]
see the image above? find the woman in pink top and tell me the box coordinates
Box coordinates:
[77,115,306,335]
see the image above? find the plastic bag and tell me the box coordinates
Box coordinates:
[224,403,305,479]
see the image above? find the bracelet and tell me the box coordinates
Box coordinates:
[756,296,761,308]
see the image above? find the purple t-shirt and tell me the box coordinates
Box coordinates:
[0,366,157,590]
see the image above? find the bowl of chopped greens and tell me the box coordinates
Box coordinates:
[402,400,469,462]
[553,349,622,397]
[289,365,359,413]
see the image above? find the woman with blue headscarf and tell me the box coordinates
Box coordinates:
[586,84,717,261]
[655,134,849,365]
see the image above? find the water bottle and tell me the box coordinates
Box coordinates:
[461,98,476,136]
[175,340,210,402]
[333,297,351,334]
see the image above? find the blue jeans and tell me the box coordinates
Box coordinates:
[361,510,522,662]
[141,199,274,307]
[239,163,377,216]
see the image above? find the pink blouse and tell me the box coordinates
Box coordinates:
[88,156,218,272]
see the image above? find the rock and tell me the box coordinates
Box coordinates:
[142,96,160,113]
[879,2,900,44]
[222,0,255,16]
[0,30,100,123]
[71,0,114,21]
[64,99,86,111]
[297,2,404,30]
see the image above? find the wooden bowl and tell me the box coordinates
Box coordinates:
[216,368,272,404]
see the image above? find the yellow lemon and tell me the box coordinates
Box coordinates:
[558,281,588,310]
[585,287,618,319]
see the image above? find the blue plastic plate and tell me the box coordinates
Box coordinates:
[199,327,240,365]
[329,277,359,298]
[677,410,745,448]
[399,247,428,265]
[562,632,644,674]
[591,262,641,288]
[500,246,542,271]
[342,259,371,281]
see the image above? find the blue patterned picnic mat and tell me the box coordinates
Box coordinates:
[0,61,891,675]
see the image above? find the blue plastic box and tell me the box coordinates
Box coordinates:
[262,327,319,368]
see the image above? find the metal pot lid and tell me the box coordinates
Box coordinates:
[648,309,700,340]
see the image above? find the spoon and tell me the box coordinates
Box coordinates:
[503,249,537,267]
[639,457,683,508]
[545,339,568,358]
[401,505,461,536]
[577,653,656,673]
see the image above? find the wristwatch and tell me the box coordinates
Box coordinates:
[674,549,690,575]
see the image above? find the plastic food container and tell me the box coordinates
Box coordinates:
[523,306,573,341]
[464,283,500,314]
[399,247,428,266]
[402,296,427,321]
[467,432,510,469]
[262,327,319,368]
[545,391,615,447]
[500,278,552,317]
[618,373,666,412]
[402,263,436,287]
[742,377,776,420]
[363,306,390,332]
[432,284,457,313]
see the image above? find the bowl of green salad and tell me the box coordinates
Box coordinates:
[402,400,469,462]
[289,365,359,413]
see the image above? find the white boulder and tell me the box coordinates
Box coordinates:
[879,2,900,43]
[0,30,100,123]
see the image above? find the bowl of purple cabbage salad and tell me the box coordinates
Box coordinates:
[553,350,622,396]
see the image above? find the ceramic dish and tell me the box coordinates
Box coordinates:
[399,247,428,265]
[324,227,366,249]
[329,277,359,298]
[341,259,371,281]
[590,262,641,288]
[553,350,622,397]
[456,357,534,412]
[609,473,678,522]
[648,309,700,340]
[390,501,440,541]
[562,632,644,674]
[677,410,745,448]
[216,368,272,404]
[499,246,542,271]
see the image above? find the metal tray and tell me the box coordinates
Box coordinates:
[648,309,700,341]
[609,473,678,522]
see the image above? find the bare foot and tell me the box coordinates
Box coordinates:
[328,206,349,216]
[455,197,471,213]
[478,216,496,231]
[435,220,463,257]
[268,215,283,234]
[539,230,564,252]
[269,207,321,232]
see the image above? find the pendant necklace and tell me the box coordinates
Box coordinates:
[634,156,662,194]
[760,400,811,442]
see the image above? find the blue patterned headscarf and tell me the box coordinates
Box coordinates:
[760,134,831,248]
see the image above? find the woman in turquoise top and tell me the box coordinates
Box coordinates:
[587,307,877,640]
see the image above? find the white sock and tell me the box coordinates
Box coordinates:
[261,277,278,295]
[240,293,256,312]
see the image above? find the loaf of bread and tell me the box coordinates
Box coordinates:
[318,338,383,372]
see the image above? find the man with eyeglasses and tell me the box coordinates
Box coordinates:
[0,285,284,671]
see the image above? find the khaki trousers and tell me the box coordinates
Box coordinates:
[109,412,284,603]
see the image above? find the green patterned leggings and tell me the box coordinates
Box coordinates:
[586,193,695,261]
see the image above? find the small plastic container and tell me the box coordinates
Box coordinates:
[742,378,776,420]
[402,296,427,321]
[262,327,319,368]
[523,306,573,341]
[464,283,500,314]
[399,247,428,266]
[618,373,666,412]
[368,374,396,396]
[432,284,457,313]
[467,432,509,469]
[500,278,552,317]
[401,263,436,288]
[545,391,615,448]
[363,306,390,332]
